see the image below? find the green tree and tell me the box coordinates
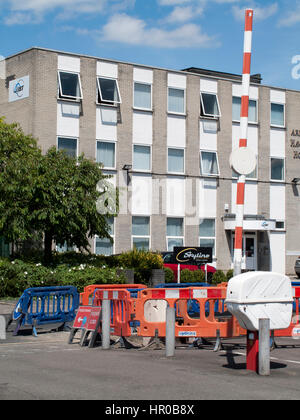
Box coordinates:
[30,147,118,264]
[0,118,41,247]
[0,119,117,263]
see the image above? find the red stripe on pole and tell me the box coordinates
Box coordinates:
[245,10,253,31]
[239,139,247,147]
[234,227,243,249]
[241,96,249,117]
[236,183,245,205]
[243,53,251,75]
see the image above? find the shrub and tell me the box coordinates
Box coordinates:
[0,258,126,297]
[192,269,206,283]
[226,269,234,281]
[117,249,163,285]
[211,270,226,285]
[163,267,174,283]
[180,269,195,283]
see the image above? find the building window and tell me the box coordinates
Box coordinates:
[232,96,257,123]
[275,221,285,230]
[270,157,285,181]
[97,141,116,169]
[0,237,10,258]
[168,148,184,174]
[168,88,185,114]
[199,219,216,256]
[95,217,114,256]
[133,145,151,171]
[200,151,220,176]
[132,216,150,250]
[200,93,221,118]
[97,77,121,105]
[134,82,152,110]
[57,137,77,158]
[56,242,76,253]
[167,218,184,251]
[58,71,82,100]
[271,103,285,127]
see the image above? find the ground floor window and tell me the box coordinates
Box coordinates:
[167,217,184,251]
[199,218,216,256]
[95,217,115,256]
[132,216,150,250]
[0,237,9,258]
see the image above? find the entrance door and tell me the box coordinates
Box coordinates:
[231,233,257,271]
[245,236,256,270]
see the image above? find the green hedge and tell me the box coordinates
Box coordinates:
[0,249,164,298]
[0,258,126,298]
[211,270,227,285]
[180,269,206,283]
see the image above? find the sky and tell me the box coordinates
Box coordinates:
[1,0,300,90]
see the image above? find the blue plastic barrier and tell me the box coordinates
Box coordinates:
[12,286,79,336]
[292,282,300,311]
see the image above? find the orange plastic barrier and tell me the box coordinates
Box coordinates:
[80,283,145,305]
[134,287,243,339]
[93,289,133,337]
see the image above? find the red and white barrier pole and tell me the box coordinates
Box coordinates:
[233,9,254,277]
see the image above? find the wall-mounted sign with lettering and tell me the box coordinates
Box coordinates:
[9,75,29,102]
[290,130,300,159]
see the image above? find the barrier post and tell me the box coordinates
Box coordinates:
[259,318,270,376]
[166,304,175,357]
[102,299,111,350]
[177,264,180,284]
[246,330,259,372]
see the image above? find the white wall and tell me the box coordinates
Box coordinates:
[270,232,286,274]
[166,177,185,217]
[131,174,152,215]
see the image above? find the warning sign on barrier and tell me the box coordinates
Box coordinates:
[73,306,93,329]
[69,306,102,348]
[292,325,300,339]
[85,307,101,331]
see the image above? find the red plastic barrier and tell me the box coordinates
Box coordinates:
[134,287,243,339]
[93,289,133,337]
[80,283,145,306]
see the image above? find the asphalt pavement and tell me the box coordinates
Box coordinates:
[0,328,300,400]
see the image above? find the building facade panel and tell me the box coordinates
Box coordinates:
[1,47,300,274]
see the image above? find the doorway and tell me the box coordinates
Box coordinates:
[231,232,257,271]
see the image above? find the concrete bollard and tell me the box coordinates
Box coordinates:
[166,305,175,357]
[102,299,111,350]
[259,318,270,376]
[0,316,6,340]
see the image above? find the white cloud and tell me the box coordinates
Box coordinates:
[278,1,300,27]
[158,0,192,5]
[1,0,135,23]
[232,3,278,21]
[100,13,218,48]
[164,6,195,23]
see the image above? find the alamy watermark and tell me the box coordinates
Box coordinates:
[96,172,213,226]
